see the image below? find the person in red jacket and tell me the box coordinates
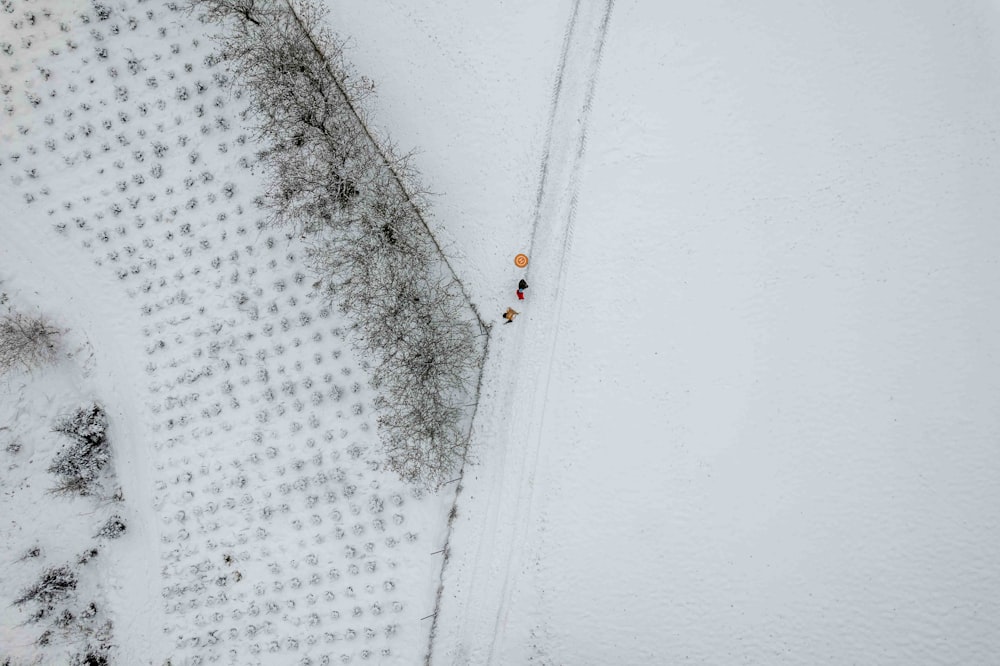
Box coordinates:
[516,279,528,300]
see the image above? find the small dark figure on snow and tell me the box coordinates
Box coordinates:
[516,279,528,300]
[502,307,519,324]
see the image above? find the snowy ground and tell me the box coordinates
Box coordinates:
[4,0,1000,664]
[330,1,1000,664]
[2,2,451,663]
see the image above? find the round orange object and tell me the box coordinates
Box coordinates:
[514,253,529,268]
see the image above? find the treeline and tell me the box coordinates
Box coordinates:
[189,0,487,486]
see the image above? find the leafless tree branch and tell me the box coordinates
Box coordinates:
[0,312,61,375]
[197,0,488,486]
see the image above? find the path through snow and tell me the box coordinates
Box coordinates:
[430,2,615,663]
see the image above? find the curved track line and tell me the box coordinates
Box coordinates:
[526,0,584,251]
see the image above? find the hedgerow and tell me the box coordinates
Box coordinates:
[189,0,488,486]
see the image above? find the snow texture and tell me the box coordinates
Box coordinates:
[329,1,1000,664]
[4,0,1000,664]
[2,1,449,663]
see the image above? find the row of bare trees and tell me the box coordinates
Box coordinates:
[190,0,487,486]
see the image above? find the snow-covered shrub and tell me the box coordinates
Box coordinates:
[53,403,109,447]
[13,565,78,608]
[95,515,127,539]
[69,647,110,666]
[77,547,100,565]
[48,403,112,497]
[0,311,61,375]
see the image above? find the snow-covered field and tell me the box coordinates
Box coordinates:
[331,1,1000,664]
[4,0,1000,664]
[2,2,450,663]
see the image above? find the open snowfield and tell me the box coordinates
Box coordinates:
[331,1,1000,664]
[3,0,1000,664]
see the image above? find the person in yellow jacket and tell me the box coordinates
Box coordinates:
[502,307,519,324]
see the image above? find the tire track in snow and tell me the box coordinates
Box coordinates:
[525,0,584,254]
[456,0,615,662]
[430,2,613,661]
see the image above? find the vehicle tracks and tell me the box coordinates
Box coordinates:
[431,1,615,663]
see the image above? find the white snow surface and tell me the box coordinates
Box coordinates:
[2,0,1000,664]
[330,1,1000,664]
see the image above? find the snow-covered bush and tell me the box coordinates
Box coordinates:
[95,515,127,539]
[48,403,112,497]
[69,649,110,666]
[13,565,78,610]
[0,311,61,375]
[53,402,109,446]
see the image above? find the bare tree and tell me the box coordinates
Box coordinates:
[0,312,61,375]
[187,0,271,26]
[95,515,126,539]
